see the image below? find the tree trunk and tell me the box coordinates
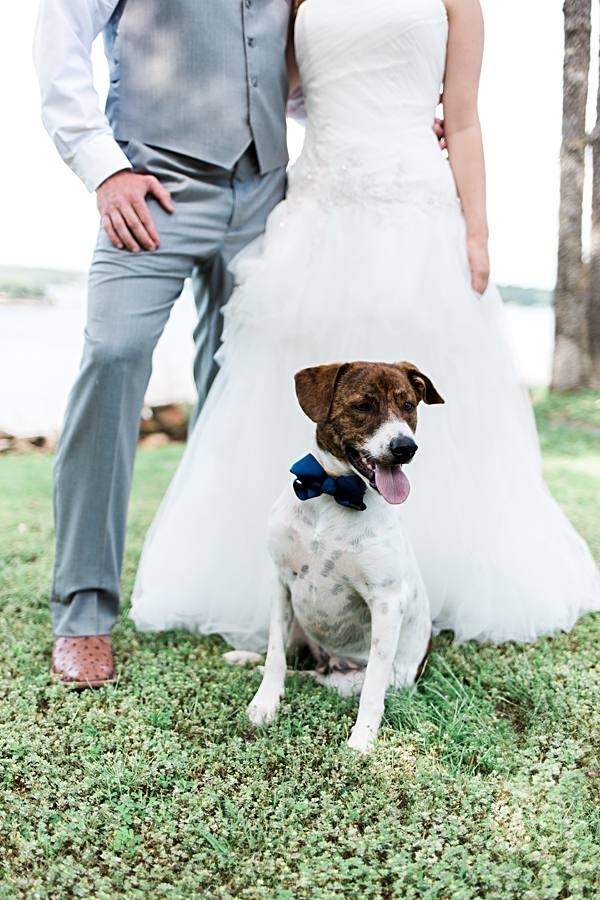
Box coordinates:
[552,0,592,391]
[588,2,600,386]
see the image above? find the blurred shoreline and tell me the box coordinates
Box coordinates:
[0,276,554,441]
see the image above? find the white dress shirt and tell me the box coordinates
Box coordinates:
[33,0,132,192]
[34,0,305,192]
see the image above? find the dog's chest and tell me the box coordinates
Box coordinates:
[269,494,404,656]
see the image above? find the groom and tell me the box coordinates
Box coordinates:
[34,0,291,687]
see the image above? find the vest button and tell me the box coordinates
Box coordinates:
[247,37,255,47]
[250,76,258,87]
[245,0,252,7]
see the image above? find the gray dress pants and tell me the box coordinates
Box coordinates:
[51,141,286,636]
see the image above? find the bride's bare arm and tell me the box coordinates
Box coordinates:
[443,0,489,293]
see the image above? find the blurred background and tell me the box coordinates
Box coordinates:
[0,1,587,443]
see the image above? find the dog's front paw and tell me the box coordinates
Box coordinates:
[347,725,377,755]
[247,689,280,727]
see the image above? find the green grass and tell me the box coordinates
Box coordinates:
[1,394,599,898]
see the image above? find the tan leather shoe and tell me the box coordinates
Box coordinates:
[51,636,117,689]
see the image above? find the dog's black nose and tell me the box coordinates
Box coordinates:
[389,435,418,463]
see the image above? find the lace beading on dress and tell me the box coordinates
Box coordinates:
[289,152,461,216]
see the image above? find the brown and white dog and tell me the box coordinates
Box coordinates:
[246,360,444,754]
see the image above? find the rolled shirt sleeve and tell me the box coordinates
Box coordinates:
[33,0,132,192]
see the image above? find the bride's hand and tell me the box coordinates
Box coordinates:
[467,234,490,295]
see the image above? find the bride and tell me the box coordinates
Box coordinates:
[131,0,600,649]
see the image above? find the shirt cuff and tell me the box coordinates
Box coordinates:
[286,85,307,124]
[70,134,133,192]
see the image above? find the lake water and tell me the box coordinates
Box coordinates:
[0,283,554,438]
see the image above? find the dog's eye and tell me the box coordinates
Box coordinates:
[403,401,415,412]
[354,401,375,413]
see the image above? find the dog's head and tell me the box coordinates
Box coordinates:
[294,361,444,504]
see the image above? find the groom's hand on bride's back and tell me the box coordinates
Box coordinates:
[433,117,447,151]
[96,170,175,253]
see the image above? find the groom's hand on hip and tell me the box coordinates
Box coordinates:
[96,170,175,252]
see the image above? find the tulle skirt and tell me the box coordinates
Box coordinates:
[131,188,600,649]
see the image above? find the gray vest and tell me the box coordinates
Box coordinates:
[104,0,290,174]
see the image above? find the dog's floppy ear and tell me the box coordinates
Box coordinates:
[395,361,445,405]
[295,363,347,423]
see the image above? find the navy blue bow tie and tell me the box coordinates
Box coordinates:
[290,453,367,511]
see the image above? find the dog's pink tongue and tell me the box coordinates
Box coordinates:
[374,463,410,504]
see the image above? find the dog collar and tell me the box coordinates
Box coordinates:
[290,453,367,511]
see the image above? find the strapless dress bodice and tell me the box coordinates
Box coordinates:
[291,0,457,212]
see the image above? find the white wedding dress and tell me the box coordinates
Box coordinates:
[131,0,600,649]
